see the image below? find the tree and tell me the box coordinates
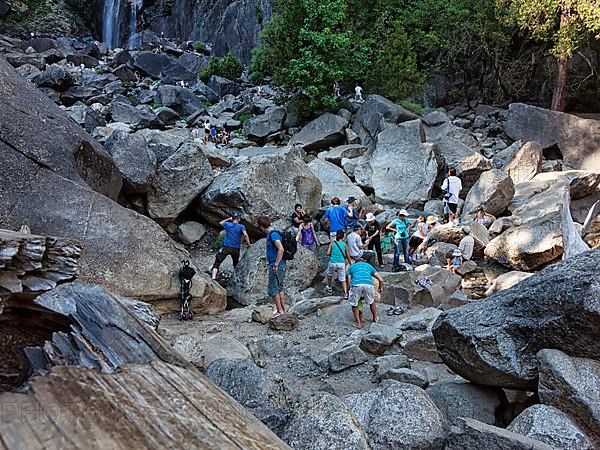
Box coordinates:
[500,0,600,111]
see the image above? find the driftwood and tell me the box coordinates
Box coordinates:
[561,190,590,260]
[582,199,600,238]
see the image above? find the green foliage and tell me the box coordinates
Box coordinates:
[64,0,95,25]
[237,113,254,124]
[199,52,243,82]
[151,103,162,110]
[398,100,424,115]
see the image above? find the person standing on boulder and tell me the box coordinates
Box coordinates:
[259,216,287,317]
[386,209,413,269]
[211,213,250,280]
[325,230,351,298]
[346,197,360,233]
[365,213,383,268]
[323,197,348,241]
[346,260,384,328]
[442,168,462,225]
[354,83,363,102]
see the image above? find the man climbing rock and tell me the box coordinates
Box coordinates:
[211,213,250,280]
[346,260,384,329]
[259,216,287,317]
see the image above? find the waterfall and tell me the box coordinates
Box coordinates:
[102,0,123,49]
[126,0,143,49]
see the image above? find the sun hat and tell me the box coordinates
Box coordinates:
[347,196,357,203]
[462,225,471,234]
[398,209,409,216]
[452,249,462,256]
[426,215,438,225]
[365,212,376,222]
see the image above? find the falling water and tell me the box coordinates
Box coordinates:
[126,0,143,49]
[102,0,123,49]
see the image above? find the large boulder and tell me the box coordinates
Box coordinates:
[508,404,594,450]
[107,101,163,130]
[345,381,447,450]
[31,64,74,91]
[0,55,121,199]
[282,392,370,450]
[243,107,286,142]
[354,120,442,207]
[104,131,157,194]
[208,75,241,96]
[484,271,533,296]
[462,169,515,217]
[133,51,176,78]
[147,142,214,220]
[154,84,205,116]
[432,250,600,390]
[504,102,600,171]
[199,152,322,234]
[503,141,543,185]
[352,95,419,150]
[229,243,319,305]
[289,113,349,152]
[537,349,600,444]
[308,158,367,205]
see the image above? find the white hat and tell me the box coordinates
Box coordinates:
[398,209,409,216]
[366,213,376,221]
[452,249,462,256]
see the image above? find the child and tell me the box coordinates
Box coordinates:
[296,215,318,254]
[325,230,351,298]
[446,249,463,272]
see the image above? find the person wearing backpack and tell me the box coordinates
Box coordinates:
[259,216,291,317]
[325,230,352,298]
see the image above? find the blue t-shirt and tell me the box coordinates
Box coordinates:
[390,218,409,239]
[347,262,377,286]
[223,221,246,248]
[330,241,347,264]
[324,205,347,232]
[266,230,286,267]
[346,207,359,230]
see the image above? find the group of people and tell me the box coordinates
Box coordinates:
[201,120,230,145]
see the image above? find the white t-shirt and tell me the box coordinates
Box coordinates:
[347,232,363,258]
[442,176,462,204]
[459,235,474,261]
[355,86,362,96]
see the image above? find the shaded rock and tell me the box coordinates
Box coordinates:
[318,144,367,165]
[372,355,410,382]
[403,330,442,363]
[31,64,74,91]
[537,349,600,443]
[133,51,176,78]
[117,296,161,330]
[154,84,205,116]
[289,113,349,152]
[446,417,554,450]
[426,380,501,425]
[360,323,399,355]
[147,142,214,220]
[456,259,478,276]
[65,102,106,134]
[251,305,273,324]
[282,392,370,450]
[247,335,285,366]
[177,221,206,244]
[462,169,515,217]
[329,344,368,372]
[104,131,157,194]
[269,313,299,331]
[208,75,240,96]
[154,106,180,125]
[380,368,428,388]
[503,141,543,184]
[432,250,600,390]
[107,101,163,129]
[508,404,594,450]
[308,158,367,205]
[485,271,533,296]
[288,296,342,317]
[202,334,252,367]
[492,140,524,169]
[504,103,600,171]
[243,106,286,142]
[345,381,447,450]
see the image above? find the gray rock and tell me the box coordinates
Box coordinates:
[154,106,180,125]
[503,141,543,184]
[432,250,600,390]
[210,94,243,116]
[178,221,206,244]
[60,86,101,106]
[318,144,367,165]
[31,64,74,91]
[107,101,163,129]
[170,334,204,365]
[403,330,442,363]
[202,334,252,367]
[329,344,368,372]
[395,307,442,331]
[308,158,367,206]
[446,417,554,450]
[208,75,241,96]
[504,102,600,171]
[147,142,214,219]
[537,349,600,443]
[289,113,349,152]
[117,296,161,330]
[345,381,447,450]
[65,103,106,134]
[492,140,524,169]
[247,335,285,366]
[372,355,410,382]
[288,296,342,317]
[154,84,205,116]
[426,380,502,425]
[485,271,533,296]
[269,313,299,331]
[282,392,370,450]
[508,404,594,450]
[360,323,399,355]
[243,106,286,142]
[380,368,428,388]
[251,305,273,324]
[104,131,157,194]
[133,51,176,78]
[380,268,461,308]
[462,169,515,217]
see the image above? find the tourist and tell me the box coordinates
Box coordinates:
[346,260,384,328]
[258,216,287,317]
[346,196,360,233]
[427,215,440,228]
[211,213,250,280]
[291,203,304,232]
[409,215,428,259]
[322,197,347,241]
[441,168,462,225]
[472,206,495,228]
[203,120,211,143]
[222,130,230,145]
[364,213,383,268]
[458,226,475,261]
[296,215,318,254]
[210,126,217,143]
[347,226,376,265]
[354,83,363,102]
[19,225,31,234]
[325,230,351,298]
[446,249,463,272]
[333,81,340,97]
[386,209,413,268]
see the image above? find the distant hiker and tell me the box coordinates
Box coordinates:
[203,120,211,143]
[210,126,217,143]
[354,83,363,102]
[409,215,428,258]
[386,209,413,268]
[325,230,351,298]
[472,206,495,228]
[442,168,462,225]
[346,196,360,233]
[222,130,230,145]
[333,81,340,97]
[211,213,250,280]
[364,213,383,268]
[323,197,348,241]
[259,216,287,317]
[458,226,475,261]
[179,80,185,88]
[347,226,376,265]
[19,225,31,234]
[446,249,463,272]
[291,203,304,232]
[347,261,384,328]
[296,215,318,254]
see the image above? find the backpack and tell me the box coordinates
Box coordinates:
[269,230,297,261]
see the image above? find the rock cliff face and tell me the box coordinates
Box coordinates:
[140,0,272,64]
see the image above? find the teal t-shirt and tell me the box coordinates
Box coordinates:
[391,218,409,239]
[347,262,377,286]
[330,241,347,264]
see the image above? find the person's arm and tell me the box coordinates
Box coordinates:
[311,224,319,244]
[347,206,354,218]
[296,225,302,242]
[385,221,396,232]
[242,231,251,246]
[486,212,496,221]
[369,228,380,240]
[293,214,303,226]
[346,245,352,264]
[219,217,232,226]
[327,242,333,256]
[273,239,284,271]
[374,273,384,293]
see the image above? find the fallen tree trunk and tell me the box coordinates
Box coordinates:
[561,189,590,260]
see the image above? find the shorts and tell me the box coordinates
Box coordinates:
[447,202,458,214]
[328,262,346,281]
[409,236,424,249]
[348,284,378,307]
[212,246,241,269]
[268,265,286,297]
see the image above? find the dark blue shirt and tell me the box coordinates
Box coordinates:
[324,205,347,232]
[266,230,286,267]
[346,207,359,229]
[223,222,246,248]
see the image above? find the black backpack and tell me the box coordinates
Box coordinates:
[269,230,297,261]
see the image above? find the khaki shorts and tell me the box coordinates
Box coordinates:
[328,262,346,281]
[348,284,378,307]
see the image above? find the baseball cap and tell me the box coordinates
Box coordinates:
[232,212,241,219]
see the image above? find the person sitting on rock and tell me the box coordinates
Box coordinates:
[322,197,347,241]
[472,206,495,228]
[346,260,384,328]
[446,249,463,272]
[291,203,304,233]
[347,226,376,265]
[458,226,475,261]
[325,230,351,298]
[258,216,287,318]
[222,130,230,145]
[354,83,363,102]
[296,215,318,254]
[211,213,250,280]
[409,215,429,260]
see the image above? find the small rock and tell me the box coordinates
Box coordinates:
[269,313,299,331]
[329,344,368,372]
[380,368,429,388]
[178,221,206,245]
[360,323,399,355]
[251,305,273,324]
[372,354,410,382]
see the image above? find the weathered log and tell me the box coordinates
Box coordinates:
[582,199,600,238]
[561,189,590,260]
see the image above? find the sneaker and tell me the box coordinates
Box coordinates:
[343,293,348,300]
[324,286,333,295]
